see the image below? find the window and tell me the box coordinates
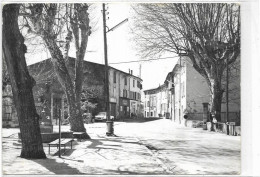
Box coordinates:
[123,89,128,98]
[113,71,116,83]
[113,87,116,97]
[133,79,135,87]
[125,77,127,85]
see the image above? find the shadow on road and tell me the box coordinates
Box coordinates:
[116,117,162,123]
[86,136,144,150]
[32,158,84,174]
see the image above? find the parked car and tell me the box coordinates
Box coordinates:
[94,112,114,122]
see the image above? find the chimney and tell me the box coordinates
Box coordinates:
[131,70,133,75]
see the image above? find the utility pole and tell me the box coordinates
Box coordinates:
[102,4,128,135]
[102,3,112,135]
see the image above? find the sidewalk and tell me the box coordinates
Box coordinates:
[2,130,170,175]
[2,119,240,175]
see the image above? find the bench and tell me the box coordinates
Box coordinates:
[73,132,85,142]
[48,138,74,154]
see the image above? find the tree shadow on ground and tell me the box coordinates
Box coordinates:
[116,117,162,123]
[32,157,84,174]
[52,149,76,156]
[86,137,144,150]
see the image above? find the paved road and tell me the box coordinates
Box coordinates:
[114,118,240,175]
[2,118,240,175]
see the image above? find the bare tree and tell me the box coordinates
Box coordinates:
[2,4,46,158]
[132,4,240,121]
[19,4,92,135]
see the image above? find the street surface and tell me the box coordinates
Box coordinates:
[2,118,240,175]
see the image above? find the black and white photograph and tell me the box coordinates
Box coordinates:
[1,1,259,176]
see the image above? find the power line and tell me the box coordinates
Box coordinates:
[109,56,179,64]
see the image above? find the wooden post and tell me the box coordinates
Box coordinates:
[61,95,65,123]
[51,92,54,125]
[226,58,229,123]
[59,110,61,158]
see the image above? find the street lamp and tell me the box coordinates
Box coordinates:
[102,3,128,136]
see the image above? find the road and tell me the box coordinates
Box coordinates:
[82,118,240,175]
[2,118,240,175]
[113,118,240,175]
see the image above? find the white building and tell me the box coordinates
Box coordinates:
[143,56,240,124]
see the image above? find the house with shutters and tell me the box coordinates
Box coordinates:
[2,57,143,127]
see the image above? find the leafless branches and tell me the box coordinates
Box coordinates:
[132,3,240,120]
[132,3,240,80]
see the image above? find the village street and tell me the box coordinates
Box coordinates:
[2,118,240,175]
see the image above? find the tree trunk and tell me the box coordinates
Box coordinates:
[43,35,88,135]
[66,94,86,132]
[210,77,224,122]
[2,4,46,159]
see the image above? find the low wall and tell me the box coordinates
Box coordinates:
[185,121,241,136]
[214,122,240,136]
[185,120,203,128]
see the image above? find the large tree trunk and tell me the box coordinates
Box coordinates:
[2,4,46,159]
[68,98,86,132]
[209,75,224,122]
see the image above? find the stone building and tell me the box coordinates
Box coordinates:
[27,57,142,124]
[2,57,143,127]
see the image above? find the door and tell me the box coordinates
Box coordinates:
[110,103,116,118]
[123,106,127,116]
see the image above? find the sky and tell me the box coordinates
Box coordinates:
[25,3,179,91]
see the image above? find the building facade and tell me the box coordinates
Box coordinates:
[143,56,240,124]
[144,84,170,118]
[2,58,142,127]
[109,68,143,119]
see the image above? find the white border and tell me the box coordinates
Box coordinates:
[1,0,260,176]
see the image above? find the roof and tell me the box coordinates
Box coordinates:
[144,83,167,94]
[28,57,142,82]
